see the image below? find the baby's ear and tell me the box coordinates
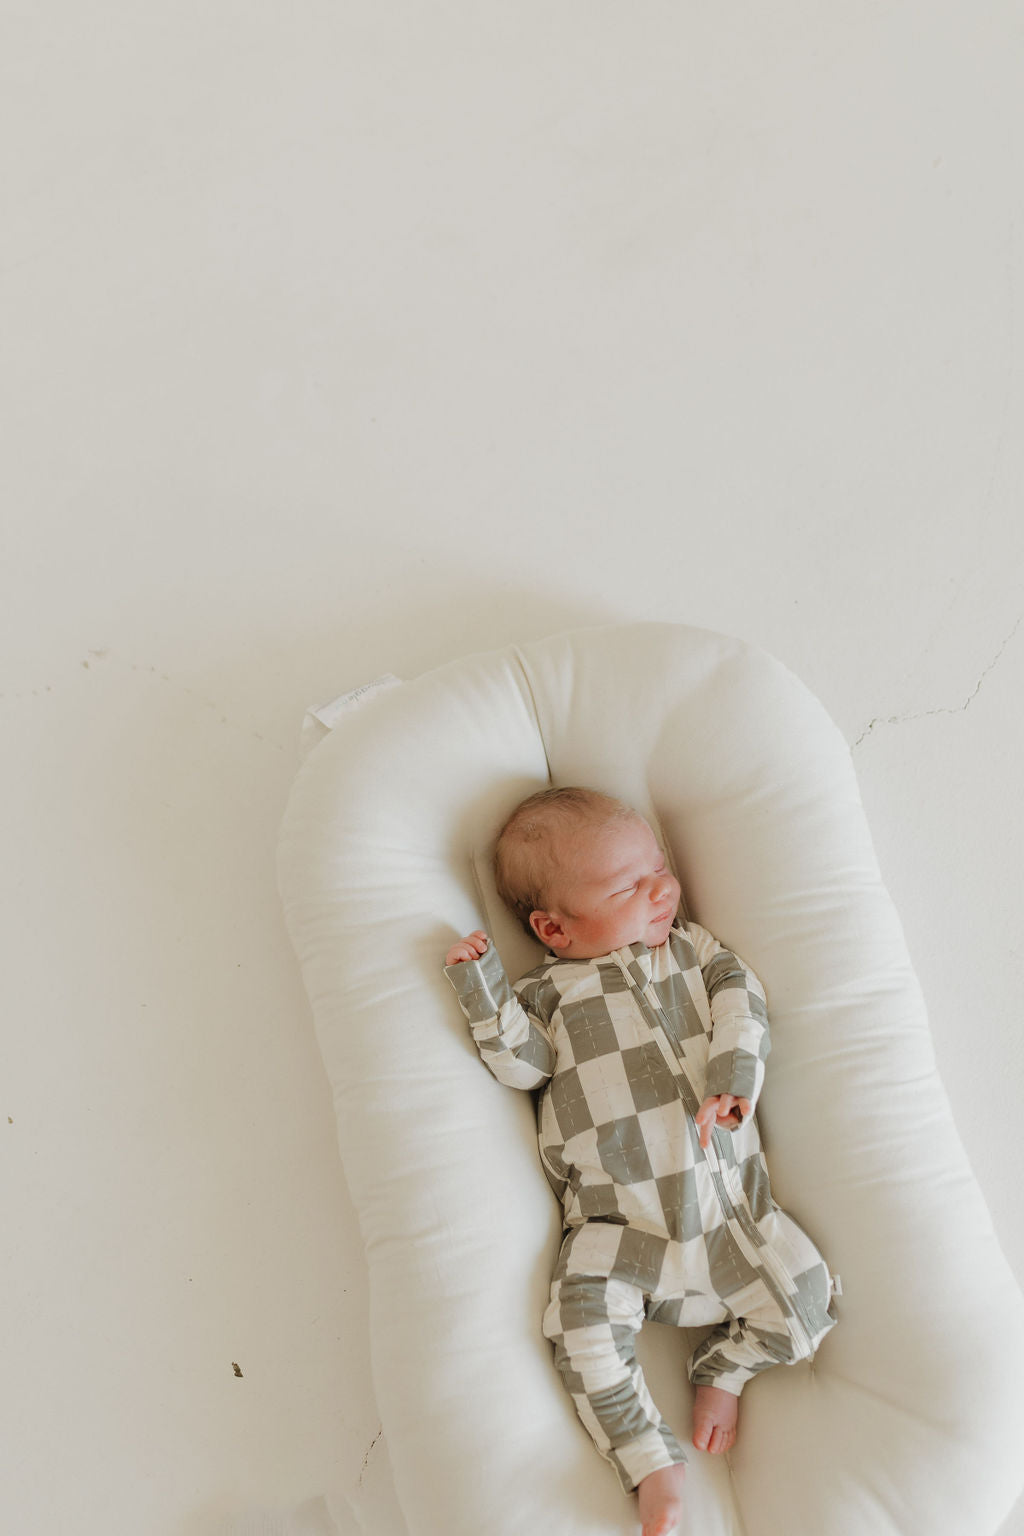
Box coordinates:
[530,910,569,949]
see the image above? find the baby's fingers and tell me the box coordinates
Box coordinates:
[694,1099,717,1149]
[445,931,490,966]
[716,1096,751,1128]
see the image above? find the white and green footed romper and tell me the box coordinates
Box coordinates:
[445,919,838,1492]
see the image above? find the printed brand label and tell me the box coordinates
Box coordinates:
[308,674,402,730]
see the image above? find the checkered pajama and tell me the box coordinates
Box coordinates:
[445,919,837,1491]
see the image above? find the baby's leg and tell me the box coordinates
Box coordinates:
[542,1268,688,1499]
[687,1240,836,1444]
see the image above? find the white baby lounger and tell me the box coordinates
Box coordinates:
[277,622,1024,1536]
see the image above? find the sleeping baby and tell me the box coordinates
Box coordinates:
[444,786,837,1536]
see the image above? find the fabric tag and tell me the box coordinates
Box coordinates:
[300,674,403,757]
[309,674,403,729]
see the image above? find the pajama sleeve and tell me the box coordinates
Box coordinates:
[686,921,771,1118]
[444,943,556,1090]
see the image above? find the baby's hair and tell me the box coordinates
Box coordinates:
[494,785,640,936]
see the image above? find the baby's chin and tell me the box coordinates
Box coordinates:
[644,912,677,946]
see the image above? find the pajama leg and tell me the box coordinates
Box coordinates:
[542,1268,688,1493]
[688,1242,837,1394]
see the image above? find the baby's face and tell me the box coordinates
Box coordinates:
[539,816,681,960]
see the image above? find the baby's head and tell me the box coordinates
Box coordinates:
[494,786,681,960]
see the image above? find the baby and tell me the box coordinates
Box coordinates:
[444,787,837,1536]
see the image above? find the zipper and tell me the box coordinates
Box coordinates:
[707,1140,815,1355]
[611,950,816,1356]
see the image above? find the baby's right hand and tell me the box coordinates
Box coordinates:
[445,930,490,966]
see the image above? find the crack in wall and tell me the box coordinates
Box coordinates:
[358,1425,383,1485]
[853,610,1024,748]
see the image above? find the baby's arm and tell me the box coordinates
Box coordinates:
[444,931,556,1090]
[687,920,770,1129]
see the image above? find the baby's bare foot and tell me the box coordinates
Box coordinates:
[636,1462,686,1536]
[692,1384,739,1455]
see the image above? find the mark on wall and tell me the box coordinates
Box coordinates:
[854,609,1024,748]
[359,1425,383,1484]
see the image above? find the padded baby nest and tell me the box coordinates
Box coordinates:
[277,622,1024,1536]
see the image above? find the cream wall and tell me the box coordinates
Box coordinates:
[3,5,1022,1532]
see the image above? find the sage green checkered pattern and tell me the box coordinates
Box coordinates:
[445,920,837,1491]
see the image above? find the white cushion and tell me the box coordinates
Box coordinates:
[277,621,1024,1536]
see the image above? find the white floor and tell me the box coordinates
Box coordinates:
[3,5,1022,1533]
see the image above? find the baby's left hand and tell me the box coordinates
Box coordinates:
[695,1094,751,1150]
[445,930,490,967]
